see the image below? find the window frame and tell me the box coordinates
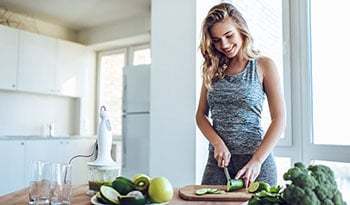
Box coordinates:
[127,43,151,65]
[274,0,350,165]
[96,44,151,134]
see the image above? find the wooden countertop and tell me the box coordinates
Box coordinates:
[0,185,248,205]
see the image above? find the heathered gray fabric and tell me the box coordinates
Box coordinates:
[202,59,277,186]
[207,59,265,155]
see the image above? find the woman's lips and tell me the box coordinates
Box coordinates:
[224,45,236,55]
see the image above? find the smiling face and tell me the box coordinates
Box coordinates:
[210,16,243,59]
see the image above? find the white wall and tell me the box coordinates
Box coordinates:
[194,0,221,185]
[0,91,79,136]
[150,0,198,187]
[78,14,151,46]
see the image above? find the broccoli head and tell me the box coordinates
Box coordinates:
[283,163,318,189]
[283,183,320,205]
[282,162,347,205]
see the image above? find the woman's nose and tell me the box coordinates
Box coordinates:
[221,39,230,49]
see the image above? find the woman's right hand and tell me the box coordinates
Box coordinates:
[213,140,231,167]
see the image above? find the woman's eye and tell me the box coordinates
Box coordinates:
[226,34,233,39]
[212,38,220,43]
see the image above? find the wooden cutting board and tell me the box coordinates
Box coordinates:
[179,185,252,201]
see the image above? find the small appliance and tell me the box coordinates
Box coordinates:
[87,106,120,195]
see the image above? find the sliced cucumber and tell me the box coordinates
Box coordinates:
[100,185,121,204]
[227,179,244,191]
[195,188,210,195]
[195,188,225,195]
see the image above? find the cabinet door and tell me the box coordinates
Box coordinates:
[23,140,64,184]
[24,139,96,185]
[56,40,87,97]
[0,141,25,195]
[64,139,96,185]
[17,30,56,94]
[0,25,18,90]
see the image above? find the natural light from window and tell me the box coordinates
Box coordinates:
[311,0,350,145]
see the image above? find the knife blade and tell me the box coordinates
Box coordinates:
[222,160,231,181]
[223,167,231,181]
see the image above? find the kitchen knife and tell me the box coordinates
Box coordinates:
[222,160,231,181]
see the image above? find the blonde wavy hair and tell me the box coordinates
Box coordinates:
[200,3,260,89]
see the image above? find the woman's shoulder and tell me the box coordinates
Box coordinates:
[255,56,278,79]
[256,56,275,67]
[256,56,277,71]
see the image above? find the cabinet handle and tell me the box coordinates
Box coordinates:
[21,142,24,145]
[12,84,16,88]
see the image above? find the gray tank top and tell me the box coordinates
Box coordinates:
[207,59,265,154]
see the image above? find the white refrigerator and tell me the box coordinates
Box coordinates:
[121,64,150,178]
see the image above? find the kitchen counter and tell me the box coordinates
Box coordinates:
[0,185,248,205]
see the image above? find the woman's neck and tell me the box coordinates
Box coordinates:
[226,56,247,76]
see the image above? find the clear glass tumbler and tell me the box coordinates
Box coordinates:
[29,160,51,205]
[49,163,72,205]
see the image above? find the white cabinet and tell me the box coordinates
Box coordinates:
[0,25,19,90]
[56,40,87,97]
[16,30,87,97]
[23,138,96,185]
[0,140,25,195]
[17,30,56,94]
[0,138,96,195]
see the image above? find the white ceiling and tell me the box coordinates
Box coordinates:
[0,0,151,30]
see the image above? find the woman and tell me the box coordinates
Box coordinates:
[196,2,286,188]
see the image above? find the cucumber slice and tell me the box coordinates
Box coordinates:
[100,185,121,204]
[195,188,210,195]
[195,188,225,195]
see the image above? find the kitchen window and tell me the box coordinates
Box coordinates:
[97,45,151,137]
[278,0,350,202]
[309,0,350,202]
[97,45,150,165]
[228,1,349,201]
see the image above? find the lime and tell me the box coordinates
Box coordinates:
[148,177,173,203]
[248,181,270,193]
[248,182,260,193]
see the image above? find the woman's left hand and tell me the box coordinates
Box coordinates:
[234,159,262,188]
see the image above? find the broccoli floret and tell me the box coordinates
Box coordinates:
[308,164,336,185]
[282,162,346,205]
[284,184,320,205]
[283,164,317,189]
[323,199,335,205]
[332,190,346,205]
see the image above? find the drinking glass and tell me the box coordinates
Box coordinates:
[29,160,51,205]
[49,163,72,205]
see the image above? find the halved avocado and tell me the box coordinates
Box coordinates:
[100,185,121,204]
[96,191,114,204]
[118,195,146,205]
[112,176,136,195]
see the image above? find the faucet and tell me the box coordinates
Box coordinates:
[48,122,55,137]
